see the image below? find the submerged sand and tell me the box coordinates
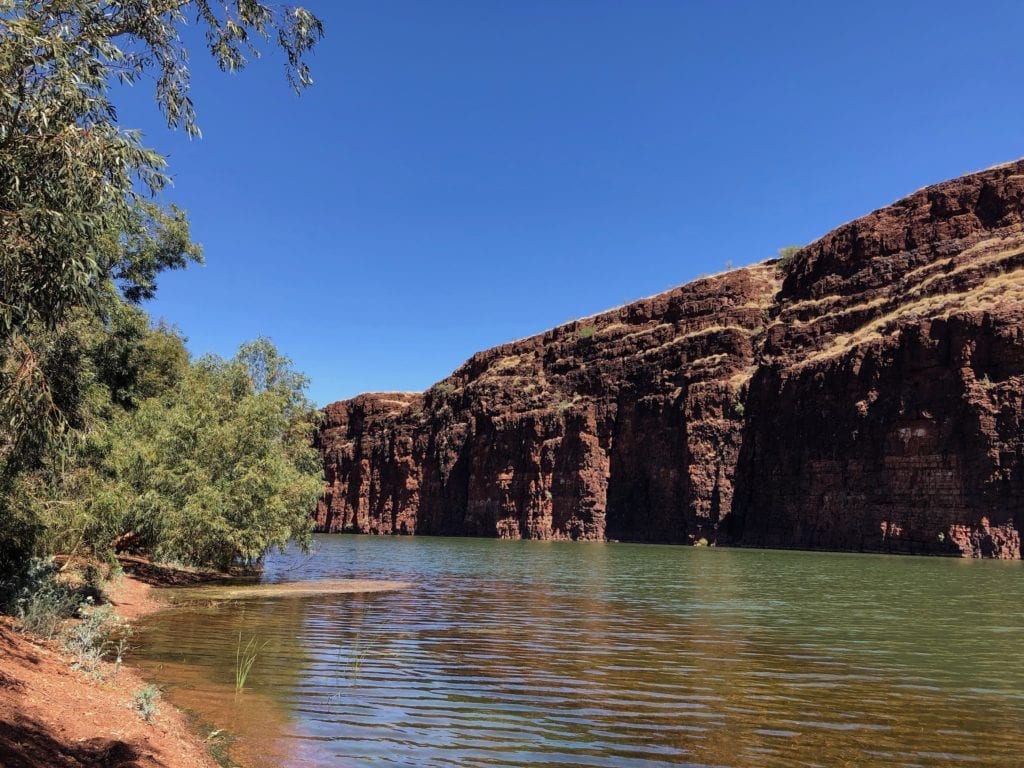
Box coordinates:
[168,578,411,602]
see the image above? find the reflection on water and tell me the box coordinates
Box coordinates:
[133,536,1024,767]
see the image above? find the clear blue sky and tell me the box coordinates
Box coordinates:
[119,0,1024,406]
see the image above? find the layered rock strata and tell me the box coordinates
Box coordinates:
[317,160,1024,558]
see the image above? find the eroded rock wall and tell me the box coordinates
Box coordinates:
[317,265,779,544]
[730,162,1024,558]
[317,160,1024,558]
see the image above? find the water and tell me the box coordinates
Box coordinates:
[133,535,1024,767]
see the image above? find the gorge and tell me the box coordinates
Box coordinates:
[316,161,1024,559]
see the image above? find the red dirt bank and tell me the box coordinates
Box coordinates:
[317,160,1024,558]
[0,577,217,768]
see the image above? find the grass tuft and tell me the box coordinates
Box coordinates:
[234,633,268,693]
[133,684,160,722]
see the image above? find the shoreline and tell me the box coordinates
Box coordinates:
[0,564,408,768]
[0,575,221,768]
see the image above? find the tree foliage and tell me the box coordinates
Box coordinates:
[0,0,322,455]
[8,324,321,571]
[108,338,322,569]
[0,1,325,579]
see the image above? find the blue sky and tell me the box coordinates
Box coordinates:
[119,0,1024,406]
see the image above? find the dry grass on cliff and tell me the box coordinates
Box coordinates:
[596,322,627,336]
[634,325,753,362]
[480,353,535,379]
[780,294,888,330]
[780,290,870,317]
[778,233,1024,335]
[793,259,1024,369]
[619,322,673,342]
[913,239,1024,294]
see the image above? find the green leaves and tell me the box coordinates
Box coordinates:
[0,2,324,578]
[4,324,321,572]
[0,0,322,460]
[108,338,322,570]
[114,201,204,304]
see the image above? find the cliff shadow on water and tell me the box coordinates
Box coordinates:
[317,160,1024,559]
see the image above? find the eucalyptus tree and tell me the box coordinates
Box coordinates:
[0,0,322,462]
[0,1,324,577]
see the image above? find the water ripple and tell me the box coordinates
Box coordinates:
[133,536,1024,768]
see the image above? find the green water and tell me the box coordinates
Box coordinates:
[133,536,1024,767]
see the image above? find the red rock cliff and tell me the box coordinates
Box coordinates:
[317,160,1024,558]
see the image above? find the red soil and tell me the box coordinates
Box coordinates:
[0,571,218,768]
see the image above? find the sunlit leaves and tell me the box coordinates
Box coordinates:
[5,321,321,571]
[0,0,322,342]
[109,338,322,569]
[0,0,322,498]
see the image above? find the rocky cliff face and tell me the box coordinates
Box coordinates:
[317,160,1024,558]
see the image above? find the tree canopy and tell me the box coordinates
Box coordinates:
[0,1,325,580]
[11,328,321,571]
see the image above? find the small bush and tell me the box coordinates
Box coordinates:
[133,684,160,723]
[64,600,127,677]
[432,381,456,397]
[8,560,82,640]
[578,324,596,341]
[777,245,803,271]
[105,552,125,583]
[732,401,745,418]
[112,633,131,680]
[82,563,103,590]
[0,508,42,595]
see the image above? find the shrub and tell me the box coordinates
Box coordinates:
[432,381,456,397]
[0,507,43,596]
[64,600,127,677]
[578,325,596,341]
[133,685,160,723]
[7,559,81,639]
[107,339,323,571]
[777,245,803,271]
